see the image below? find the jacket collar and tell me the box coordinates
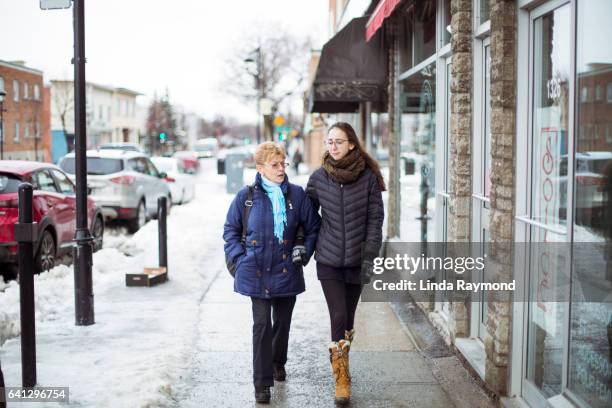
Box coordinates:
[255,172,289,194]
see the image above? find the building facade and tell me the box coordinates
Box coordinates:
[88,83,114,148]
[50,81,142,161]
[0,60,49,161]
[308,1,611,407]
[111,88,141,144]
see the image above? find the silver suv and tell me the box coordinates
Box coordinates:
[58,150,171,232]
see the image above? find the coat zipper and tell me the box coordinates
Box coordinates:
[340,183,345,266]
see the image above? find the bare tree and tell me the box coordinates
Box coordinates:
[221,22,311,140]
[51,80,75,152]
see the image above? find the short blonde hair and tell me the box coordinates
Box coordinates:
[255,142,286,166]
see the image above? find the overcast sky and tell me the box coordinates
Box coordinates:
[0,0,328,122]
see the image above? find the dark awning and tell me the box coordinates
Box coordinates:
[309,16,387,113]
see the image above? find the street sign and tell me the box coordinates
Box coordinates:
[273,115,285,127]
[259,98,273,115]
[40,0,72,10]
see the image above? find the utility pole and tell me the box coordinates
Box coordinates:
[245,47,263,144]
[256,47,263,144]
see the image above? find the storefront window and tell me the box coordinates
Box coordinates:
[531,5,570,230]
[443,0,451,45]
[399,14,413,73]
[526,4,571,399]
[569,1,612,406]
[479,0,491,25]
[483,44,492,198]
[399,61,436,242]
[413,0,437,65]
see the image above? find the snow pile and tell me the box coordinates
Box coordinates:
[0,167,233,407]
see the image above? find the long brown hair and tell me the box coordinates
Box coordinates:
[328,122,386,191]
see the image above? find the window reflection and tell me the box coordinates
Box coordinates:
[399,62,436,242]
[480,0,491,25]
[569,1,612,406]
[526,4,571,399]
[531,5,570,230]
[413,0,436,65]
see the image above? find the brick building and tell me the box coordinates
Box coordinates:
[308,1,611,407]
[0,60,50,161]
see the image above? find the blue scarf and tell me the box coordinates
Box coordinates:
[261,175,287,243]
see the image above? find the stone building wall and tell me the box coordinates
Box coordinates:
[485,0,517,396]
[447,0,474,339]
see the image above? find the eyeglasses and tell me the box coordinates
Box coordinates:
[324,139,349,147]
[263,162,290,169]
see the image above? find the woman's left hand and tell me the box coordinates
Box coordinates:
[361,260,374,284]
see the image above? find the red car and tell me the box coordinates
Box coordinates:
[173,151,200,174]
[0,161,104,278]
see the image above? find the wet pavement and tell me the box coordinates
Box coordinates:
[174,261,496,407]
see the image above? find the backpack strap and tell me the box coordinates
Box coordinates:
[283,188,305,246]
[240,184,254,245]
[241,184,305,246]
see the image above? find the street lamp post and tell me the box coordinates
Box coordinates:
[245,47,262,144]
[72,0,95,326]
[0,90,6,160]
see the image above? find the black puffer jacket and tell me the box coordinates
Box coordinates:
[306,166,384,267]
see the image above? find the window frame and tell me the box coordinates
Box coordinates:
[13,80,19,102]
[50,169,76,195]
[14,122,20,143]
[33,169,60,193]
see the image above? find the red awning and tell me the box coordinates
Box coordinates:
[365,0,402,42]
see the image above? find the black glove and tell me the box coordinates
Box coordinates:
[361,259,374,284]
[292,245,307,265]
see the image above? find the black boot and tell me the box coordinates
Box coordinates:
[273,364,286,381]
[255,386,271,404]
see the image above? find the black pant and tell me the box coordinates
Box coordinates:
[251,296,296,388]
[320,280,362,342]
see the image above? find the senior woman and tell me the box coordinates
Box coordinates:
[223,142,320,404]
[306,122,385,405]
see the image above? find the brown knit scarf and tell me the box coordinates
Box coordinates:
[322,149,366,184]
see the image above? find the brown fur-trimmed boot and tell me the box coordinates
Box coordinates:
[329,340,351,405]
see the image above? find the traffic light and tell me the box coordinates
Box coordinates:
[159,132,166,143]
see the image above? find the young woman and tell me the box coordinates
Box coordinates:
[223,142,320,404]
[306,122,385,405]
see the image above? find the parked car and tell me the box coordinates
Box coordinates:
[58,150,172,233]
[558,151,612,225]
[172,150,200,174]
[151,157,196,205]
[98,142,144,153]
[0,161,104,278]
[194,138,218,159]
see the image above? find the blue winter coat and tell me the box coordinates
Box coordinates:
[223,173,321,298]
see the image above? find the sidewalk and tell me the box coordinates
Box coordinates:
[174,260,496,407]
